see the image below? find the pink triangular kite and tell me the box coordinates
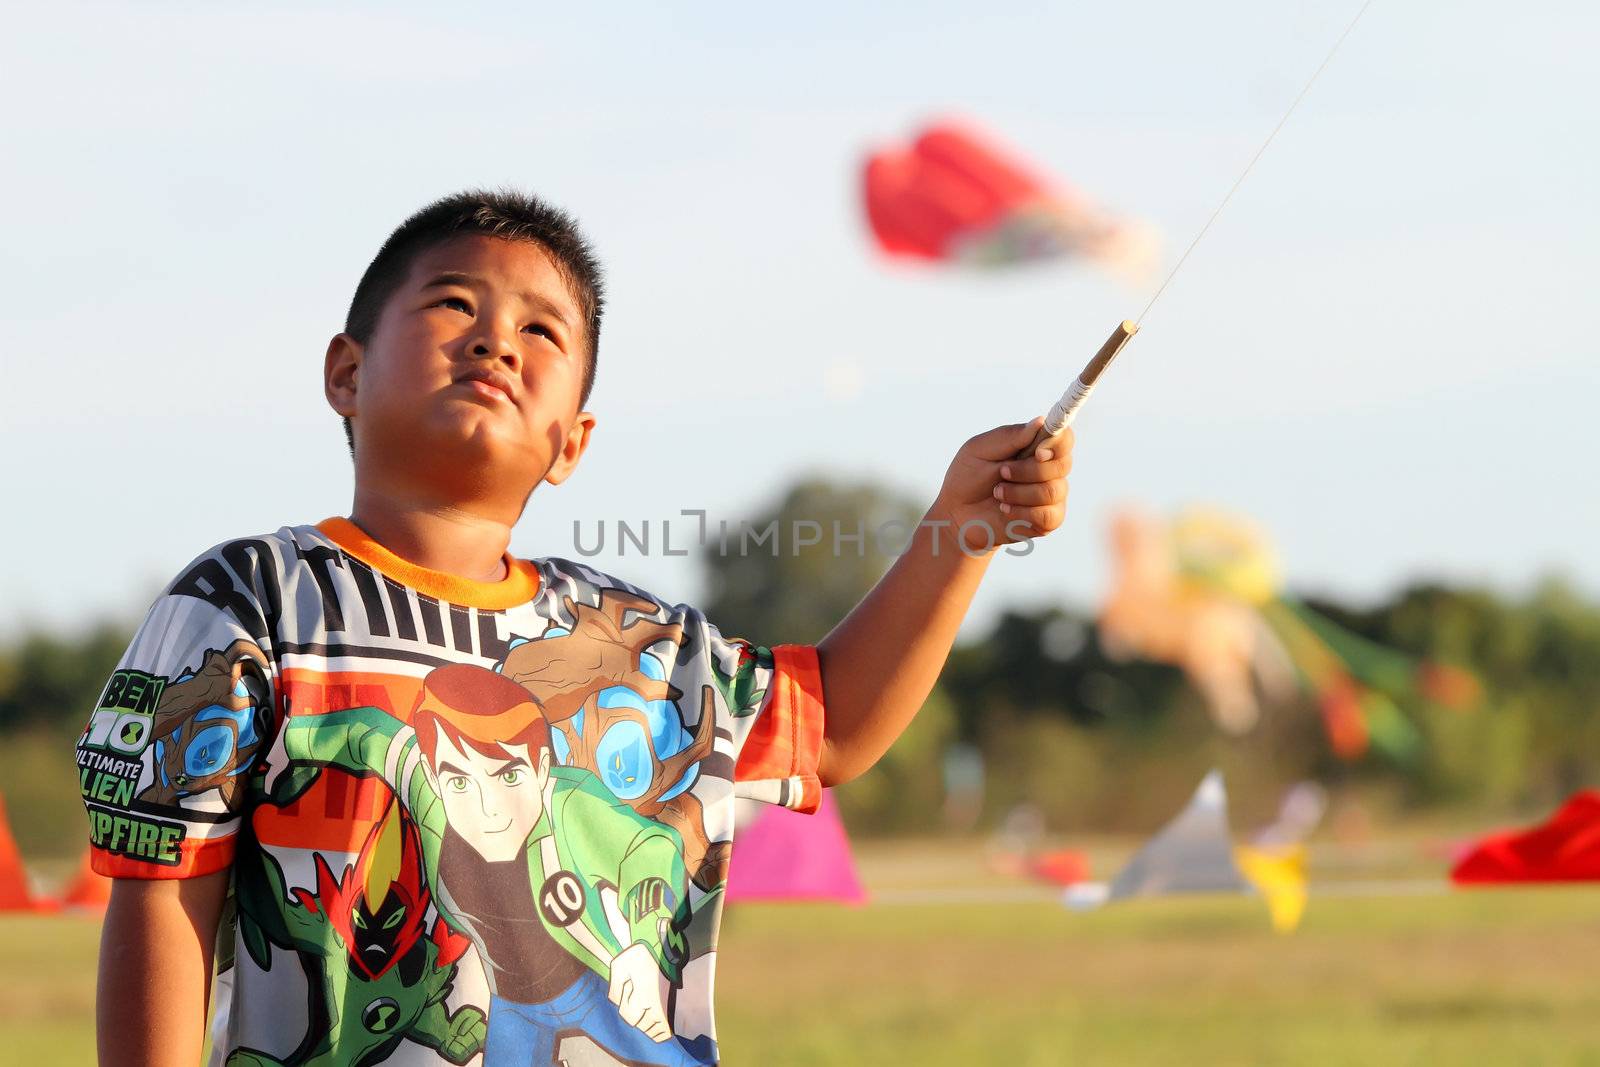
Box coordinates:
[726,790,866,904]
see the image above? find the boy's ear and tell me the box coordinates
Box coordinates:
[324,333,363,419]
[543,411,596,487]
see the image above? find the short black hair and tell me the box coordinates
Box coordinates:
[340,188,605,458]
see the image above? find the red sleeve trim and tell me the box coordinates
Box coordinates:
[89,834,235,880]
[734,644,827,812]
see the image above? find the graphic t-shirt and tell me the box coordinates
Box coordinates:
[77,517,826,1067]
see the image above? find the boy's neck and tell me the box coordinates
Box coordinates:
[346,491,513,583]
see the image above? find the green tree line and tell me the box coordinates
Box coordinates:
[3,479,1597,852]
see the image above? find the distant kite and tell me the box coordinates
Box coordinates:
[861,121,1158,281]
[726,792,866,905]
[1099,506,1480,760]
[0,792,39,913]
[1099,507,1290,735]
[1452,792,1600,885]
[1065,770,1308,933]
[1253,781,1328,850]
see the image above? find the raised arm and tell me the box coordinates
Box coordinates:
[815,418,1071,785]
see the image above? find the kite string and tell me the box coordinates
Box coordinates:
[1134,0,1377,326]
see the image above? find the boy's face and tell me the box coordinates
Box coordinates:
[327,234,595,505]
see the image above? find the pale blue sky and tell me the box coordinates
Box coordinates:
[2,1,1595,641]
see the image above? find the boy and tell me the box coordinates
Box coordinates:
[82,189,1072,1066]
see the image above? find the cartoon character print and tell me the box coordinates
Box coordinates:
[141,638,271,807]
[268,663,709,1066]
[500,591,725,891]
[232,800,486,1066]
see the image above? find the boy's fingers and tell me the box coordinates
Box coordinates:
[1037,427,1075,460]
[965,417,1046,461]
[997,452,1072,483]
[1002,503,1066,536]
[995,480,1067,507]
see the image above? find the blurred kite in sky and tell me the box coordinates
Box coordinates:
[861,120,1159,283]
[1099,506,1481,761]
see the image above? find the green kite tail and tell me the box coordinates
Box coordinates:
[1360,689,1424,765]
[1276,598,1422,695]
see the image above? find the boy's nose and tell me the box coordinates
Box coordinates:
[467,332,520,370]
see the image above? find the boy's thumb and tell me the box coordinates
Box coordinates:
[969,417,1044,460]
[1014,416,1045,444]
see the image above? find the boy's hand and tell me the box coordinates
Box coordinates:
[931,416,1073,553]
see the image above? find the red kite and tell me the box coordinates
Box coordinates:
[862,121,1157,280]
[1453,792,1600,884]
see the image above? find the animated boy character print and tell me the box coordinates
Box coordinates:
[268,660,704,1067]
[230,799,487,1066]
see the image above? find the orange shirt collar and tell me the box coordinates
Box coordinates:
[314,516,541,610]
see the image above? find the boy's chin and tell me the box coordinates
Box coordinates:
[378,420,551,491]
[430,414,543,462]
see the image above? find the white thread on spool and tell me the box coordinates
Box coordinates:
[1045,377,1096,434]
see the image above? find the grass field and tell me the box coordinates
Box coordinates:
[5,841,1599,1066]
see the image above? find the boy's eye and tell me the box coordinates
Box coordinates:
[436,296,472,314]
[522,323,552,340]
[500,768,524,786]
[445,776,469,793]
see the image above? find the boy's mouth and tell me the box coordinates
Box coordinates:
[455,367,517,405]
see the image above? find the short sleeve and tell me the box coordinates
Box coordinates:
[707,624,826,815]
[76,584,277,879]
